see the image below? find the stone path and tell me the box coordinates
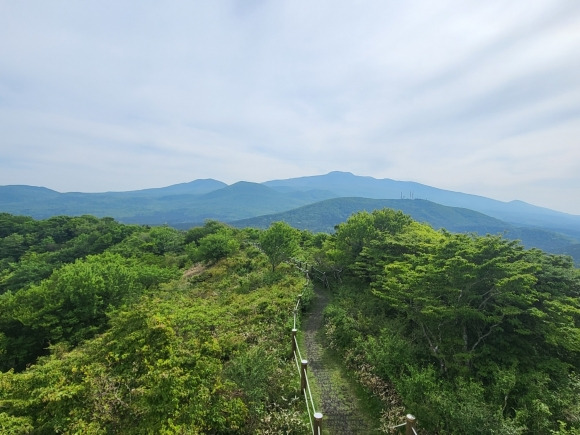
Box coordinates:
[302,286,380,434]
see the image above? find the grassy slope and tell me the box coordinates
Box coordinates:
[0,242,313,433]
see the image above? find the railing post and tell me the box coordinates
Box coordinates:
[300,359,308,393]
[291,328,297,356]
[405,414,416,435]
[313,412,323,434]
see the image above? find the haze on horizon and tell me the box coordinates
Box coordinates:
[1,1,580,215]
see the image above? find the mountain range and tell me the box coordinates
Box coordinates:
[1,171,579,263]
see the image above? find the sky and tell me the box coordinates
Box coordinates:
[1,1,580,215]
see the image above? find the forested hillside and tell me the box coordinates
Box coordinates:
[315,209,580,433]
[0,214,312,433]
[232,197,580,266]
[4,173,580,265]
[1,211,579,433]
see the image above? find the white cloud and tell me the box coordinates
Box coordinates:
[1,0,580,213]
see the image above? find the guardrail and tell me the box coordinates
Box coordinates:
[280,253,418,434]
[289,257,420,434]
[287,258,330,288]
[291,293,323,435]
[249,244,324,433]
[391,414,417,434]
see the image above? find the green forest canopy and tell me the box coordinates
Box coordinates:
[322,209,580,433]
[0,214,311,433]
[0,211,579,434]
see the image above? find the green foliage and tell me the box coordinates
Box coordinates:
[260,221,300,271]
[194,229,240,264]
[0,302,248,434]
[0,252,179,371]
[0,214,138,294]
[320,208,580,433]
[0,219,310,433]
[9,208,578,432]
[224,345,281,424]
[0,412,34,434]
[145,225,185,255]
[184,219,229,244]
[331,209,414,279]
[107,225,187,267]
[297,280,315,311]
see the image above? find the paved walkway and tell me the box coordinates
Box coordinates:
[303,286,379,434]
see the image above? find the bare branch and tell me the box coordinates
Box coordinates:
[470,316,504,352]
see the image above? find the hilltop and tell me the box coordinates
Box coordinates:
[1,171,579,263]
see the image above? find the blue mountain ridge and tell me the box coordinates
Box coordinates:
[1,171,579,263]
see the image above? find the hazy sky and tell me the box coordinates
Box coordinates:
[1,1,580,214]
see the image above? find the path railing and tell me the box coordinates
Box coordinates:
[285,255,420,434]
[291,292,323,435]
[289,257,420,434]
[248,245,324,433]
[391,414,418,434]
[287,258,330,288]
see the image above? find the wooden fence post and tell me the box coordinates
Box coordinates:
[405,414,416,435]
[313,412,323,434]
[300,359,308,393]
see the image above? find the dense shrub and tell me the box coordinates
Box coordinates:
[0,216,310,433]
[320,209,580,433]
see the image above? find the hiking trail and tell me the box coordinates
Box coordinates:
[302,285,381,434]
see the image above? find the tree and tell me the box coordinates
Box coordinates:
[259,222,299,271]
[184,220,229,245]
[332,209,413,276]
[322,209,580,432]
[195,230,240,264]
[0,253,179,371]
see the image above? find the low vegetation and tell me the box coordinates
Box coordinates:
[0,210,579,433]
[0,214,311,433]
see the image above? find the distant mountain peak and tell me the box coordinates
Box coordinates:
[0,185,60,202]
[201,181,276,200]
[326,170,355,176]
[2,172,579,241]
[229,181,264,187]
